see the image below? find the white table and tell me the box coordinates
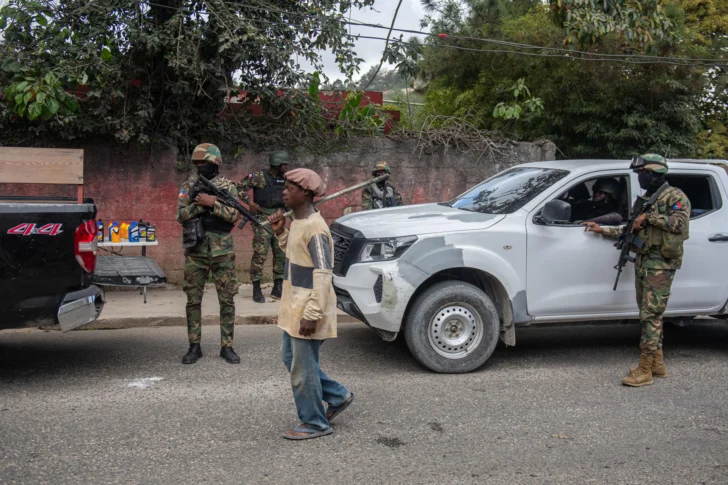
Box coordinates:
[97,240,161,303]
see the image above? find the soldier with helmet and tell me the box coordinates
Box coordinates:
[176,143,242,365]
[584,178,623,225]
[584,154,690,387]
[361,161,403,210]
[238,151,290,303]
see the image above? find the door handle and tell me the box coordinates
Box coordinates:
[708,233,728,242]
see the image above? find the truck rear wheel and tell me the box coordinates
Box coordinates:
[404,281,500,373]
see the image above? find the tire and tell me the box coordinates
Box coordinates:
[404,281,500,374]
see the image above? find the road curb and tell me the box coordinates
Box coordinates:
[36,313,360,331]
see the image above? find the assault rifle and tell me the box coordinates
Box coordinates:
[192,175,273,236]
[612,183,669,290]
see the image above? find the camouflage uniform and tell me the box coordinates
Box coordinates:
[600,154,690,386]
[603,182,690,356]
[176,146,240,348]
[361,161,404,210]
[238,169,286,283]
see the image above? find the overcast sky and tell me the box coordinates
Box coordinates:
[304,0,430,83]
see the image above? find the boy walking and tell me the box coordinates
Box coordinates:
[268,168,354,440]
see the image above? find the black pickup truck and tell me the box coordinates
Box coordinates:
[0,196,104,331]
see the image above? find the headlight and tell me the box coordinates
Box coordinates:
[358,236,417,263]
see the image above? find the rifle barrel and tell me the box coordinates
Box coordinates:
[258,174,390,228]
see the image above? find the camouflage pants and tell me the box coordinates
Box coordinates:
[635,266,676,356]
[183,252,239,347]
[250,212,285,282]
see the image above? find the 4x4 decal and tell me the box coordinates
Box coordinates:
[7,223,64,236]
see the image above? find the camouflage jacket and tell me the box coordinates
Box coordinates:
[603,186,690,270]
[362,182,404,210]
[176,174,240,257]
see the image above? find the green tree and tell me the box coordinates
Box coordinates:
[418,0,716,158]
[0,0,374,154]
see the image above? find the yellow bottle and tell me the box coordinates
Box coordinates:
[120,222,130,240]
[111,223,121,243]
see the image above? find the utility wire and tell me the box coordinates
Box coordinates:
[137,1,728,67]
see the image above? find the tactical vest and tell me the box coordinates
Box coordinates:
[635,186,689,260]
[254,171,286,209]
[370,182,398,209]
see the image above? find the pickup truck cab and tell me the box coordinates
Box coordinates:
[332,159,728,373]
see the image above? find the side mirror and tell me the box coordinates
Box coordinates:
[541,200,571,224]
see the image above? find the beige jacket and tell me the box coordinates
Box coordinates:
[275,212,337,340]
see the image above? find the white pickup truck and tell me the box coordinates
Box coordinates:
[332,159,728,373]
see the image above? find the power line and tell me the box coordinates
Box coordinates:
[134,1,728,67]
[208,0,728,64]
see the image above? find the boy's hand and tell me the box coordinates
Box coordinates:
[268,211,286,236]
[299,318,317,337]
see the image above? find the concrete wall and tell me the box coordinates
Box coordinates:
[1,138,556,284]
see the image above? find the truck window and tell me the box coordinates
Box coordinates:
[448,167,569,214]
[666,174,723,219]
[552,175,630,225]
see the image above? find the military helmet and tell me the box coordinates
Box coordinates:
[372,161,391,174]
[269,150,290,167]
[593,178,620,200]
[630,153,668,174]
[191,143,222,166]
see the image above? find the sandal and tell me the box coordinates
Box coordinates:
[326,392,355,423]
[283,424,334,441]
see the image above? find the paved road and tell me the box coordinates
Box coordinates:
[1,321,727,485]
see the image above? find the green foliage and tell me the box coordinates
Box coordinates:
[549,0,676,46]
[492,79,544,121]
[418,1,715,158]
[0,0,374,154]
[4,71,79,121]
[335,91,385,136]
[697,119,728,159]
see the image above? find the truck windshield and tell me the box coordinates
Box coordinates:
[447,167,569,214]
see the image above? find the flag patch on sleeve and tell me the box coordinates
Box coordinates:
[673,201,682,210]
[179,189,187,198]
[248,172,253,179]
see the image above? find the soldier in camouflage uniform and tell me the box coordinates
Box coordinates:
[176,143,241,365]
[237,151,290,303]
[584,154,690,387]
[361,161,404,210]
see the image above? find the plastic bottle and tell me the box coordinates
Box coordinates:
[110,221,121,243]
[146,223,156,242]
[138,219,147,239]
[129,221,140,242]
[97,220,104,242]
[120,222,130,240]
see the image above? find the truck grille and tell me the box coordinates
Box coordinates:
[331,229,352,276]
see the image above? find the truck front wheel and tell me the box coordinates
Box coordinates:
[404,281,500,373]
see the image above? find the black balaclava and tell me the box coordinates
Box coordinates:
[197,162,218,179]
[638,172,666,194]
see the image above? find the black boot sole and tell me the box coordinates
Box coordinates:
[220,354,241,364]
[182,352,202,365]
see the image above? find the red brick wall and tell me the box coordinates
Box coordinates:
[1,138,555,284]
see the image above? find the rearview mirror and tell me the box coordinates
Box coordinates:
[542,200,571,224]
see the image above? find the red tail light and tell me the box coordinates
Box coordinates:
[75,220,98,273]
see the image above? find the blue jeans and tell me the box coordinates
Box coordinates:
[281,332,350,431]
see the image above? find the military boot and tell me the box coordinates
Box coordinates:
[220,346,241,364]
[182,344,202,365]
[270,279,283,300]
[252,280,265,303]
[628,349,668,378]
[621,353,654,387]
[651,349,668,378]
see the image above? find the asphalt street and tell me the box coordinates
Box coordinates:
[1,321,727,485]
